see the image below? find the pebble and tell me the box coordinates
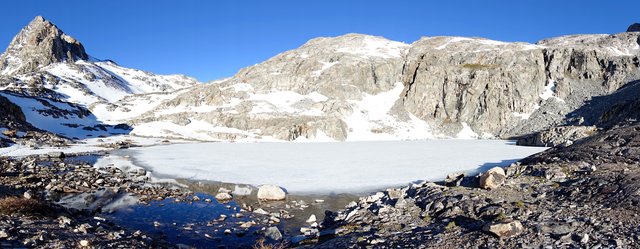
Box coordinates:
[79,240,90,247]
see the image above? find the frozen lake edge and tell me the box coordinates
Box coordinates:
[124,140,548,195]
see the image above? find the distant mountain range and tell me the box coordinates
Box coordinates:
[1,16,639,143]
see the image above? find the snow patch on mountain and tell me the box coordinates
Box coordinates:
[336,36,409,59]
[345,83,433,141]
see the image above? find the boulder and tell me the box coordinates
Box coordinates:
[47,151,65,159]
[482,220,524,238]
[214,193,233,202]
[445,172,465,186]
[257,185,286,201]
[479,167,506,190]
[265,226,283,241]
[628,23,640,32]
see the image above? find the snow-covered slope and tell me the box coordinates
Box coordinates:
[0,16,199,139]
[0,91,129,139]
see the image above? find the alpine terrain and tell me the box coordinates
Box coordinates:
[1,16,640,248]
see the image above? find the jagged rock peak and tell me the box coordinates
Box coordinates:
[0,16,89,75]
[628,23,640,32]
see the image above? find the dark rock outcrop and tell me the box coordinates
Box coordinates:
[0,16,88,75]
[628,23,640,32]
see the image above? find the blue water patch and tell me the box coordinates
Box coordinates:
[104,193,279,248]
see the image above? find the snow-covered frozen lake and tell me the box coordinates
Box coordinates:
[127,140,547,194]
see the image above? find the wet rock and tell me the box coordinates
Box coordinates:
[253,208,270,215]
[482,220,524,238]
[445,172,465,187]
[306,214,317,223]
[0,229,8,238]
[257,185,286,201]
[215,193,233,202]
[265,226,282,241]
[479,167,506,190]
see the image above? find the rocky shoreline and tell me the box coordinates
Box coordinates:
[1,122,640,248]
[310,123,640,248]
[0,145,353,248]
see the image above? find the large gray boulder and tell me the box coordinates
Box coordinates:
[257,185,286,201]
[479,167,506,190]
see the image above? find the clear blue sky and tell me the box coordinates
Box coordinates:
[0,1,638,82]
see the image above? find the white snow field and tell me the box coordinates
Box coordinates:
[128,140,547,194]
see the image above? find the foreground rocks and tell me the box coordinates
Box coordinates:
[311,123,640,248]
[0,154,175,248]
[516,125,597,147]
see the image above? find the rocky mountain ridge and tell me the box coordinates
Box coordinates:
[1,16,640,144]
[124,30,640,142]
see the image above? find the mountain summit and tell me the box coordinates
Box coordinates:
[0,16,89,75]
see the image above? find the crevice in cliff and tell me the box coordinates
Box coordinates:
[401,54,425,102]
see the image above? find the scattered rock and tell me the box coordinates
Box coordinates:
[79,240,90,247]
[479,167,506,190]
[482,221,524,238]
[306,214,317,223]
[253,208,270,215]
[445,172,465,186]
[265,226,282,241]
[257,185,286,201]
[215,193,233,202]
[23,190,34,199]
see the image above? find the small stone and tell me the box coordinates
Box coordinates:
[445,172,465,187]
[79,240,90,247]
[269,216,281,223]
[580,233,589,244]
[192,196,200,201]
[224,229,232,234]
[253,208,269,215]
[23,190,33,199]
[0,229,8,238]
[257,185,286,201]
[479,167,506,190]
[482,220,524,238]
[58,216,72,226]
[265,227,282,241]
[240,221,254,228]
[47,151,65,159]
[306,214,317,223]
[215,193,233,202]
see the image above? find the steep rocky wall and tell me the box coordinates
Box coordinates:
[401,33,640,138]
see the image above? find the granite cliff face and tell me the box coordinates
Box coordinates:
[402,33,640,138]
[130,30,640,141]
